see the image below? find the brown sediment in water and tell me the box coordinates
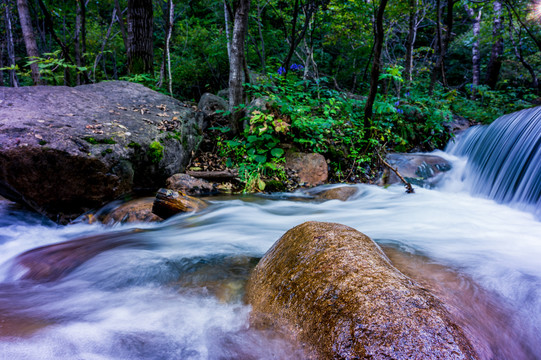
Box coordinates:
[381,245,535,360]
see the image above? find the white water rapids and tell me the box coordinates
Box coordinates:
[0,108,540,359]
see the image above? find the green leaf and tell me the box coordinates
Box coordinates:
[271,148,284,158]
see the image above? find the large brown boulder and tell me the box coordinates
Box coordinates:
[285,152,328,187]
[0,81,204,223]
[246,221,478,359]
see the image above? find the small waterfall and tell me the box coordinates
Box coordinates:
[447,106,541,218]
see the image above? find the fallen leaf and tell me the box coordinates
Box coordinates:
[34,134,43,140]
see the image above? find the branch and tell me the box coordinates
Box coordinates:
[377,153,415,193]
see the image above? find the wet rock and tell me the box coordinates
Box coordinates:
[246,221,478,360]
[0,81,204,223]
[444,115,472,135]
[152,188,207,219]
[13,230,148,282]
[165,173,218,196]
[379,153,451,187]
[315,186,358,201]
[285,152,328,187]
[102,197,162,225]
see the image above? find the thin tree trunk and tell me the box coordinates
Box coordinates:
[228,0,250,135]
[485,0,503,88]
[17,0,43,84]
[224,0,232,59]
[0,43,5,86]
[464,2,481,97]
[4,3,19,87]
[507,9,538,92]
[75,0,82,85]
[256,0,266,73]
[429,0,453,95]
[114,0,128,50]
[127,0,153,74]
[165,0,174,95]
[92,8,117,82]
[363,0,389,132]
[502,0,541,52]
[404,0,418,84]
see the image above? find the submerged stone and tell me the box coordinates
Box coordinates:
[246,221,478,359]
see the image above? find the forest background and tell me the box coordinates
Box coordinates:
[1,0,540,190]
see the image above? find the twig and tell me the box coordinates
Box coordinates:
[378,153,415,193]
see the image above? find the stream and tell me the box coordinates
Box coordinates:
[0,107,540,359]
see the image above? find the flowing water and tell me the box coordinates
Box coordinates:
[0,107,540,359]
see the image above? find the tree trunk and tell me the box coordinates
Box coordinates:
[127,0,153,74]
[114,0,128,50]
[507,9,538,92]
[464,2,481,97]
[363,0,389,132]
[224,0,232,59]
[256,0,266,73]
[429,0,453,95]
[92,7,117,82]
[74,0,86,85]
[165,0,174,95]
[228,0,250,135]
[17,0,43,84]
[404,0,418,84]
[4,2,19,87]
[485,0,503,88]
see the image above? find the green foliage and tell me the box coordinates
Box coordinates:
[149,141,164,163]
[83,137,116,145]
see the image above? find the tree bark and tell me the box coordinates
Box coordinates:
[363,0,389,132]
[224,0,232,59]
[17,0,43,84]
[74,0,87,85]
[228,0,250,135]
[165,0,174,95]
[114,0,128,50]
[485,0,503,88]
[127,0,153,74]
[4,2,19,87]
[464,2,481,97]
[404,0,418,84]
[429,0,454,95]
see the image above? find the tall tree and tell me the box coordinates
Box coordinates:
[404,0,419,84]
[507,7,539,92]
[74,0,87,85]
[127,0,154,74]
[485,0,503,88]
[227,0,250,135]
[429,0,454,95]
[464,1,482,96]
[3,1,18,87]
[364,0,389,132]
[17,0,43,84]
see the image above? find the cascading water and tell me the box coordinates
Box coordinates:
[0,106,540,359]
[446,106,541,218]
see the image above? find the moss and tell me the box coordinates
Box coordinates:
[39,140,47,146]
[101,148,113,156]
[149,141,164,163]
[84,137,116,145]
[128,141,141,149]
